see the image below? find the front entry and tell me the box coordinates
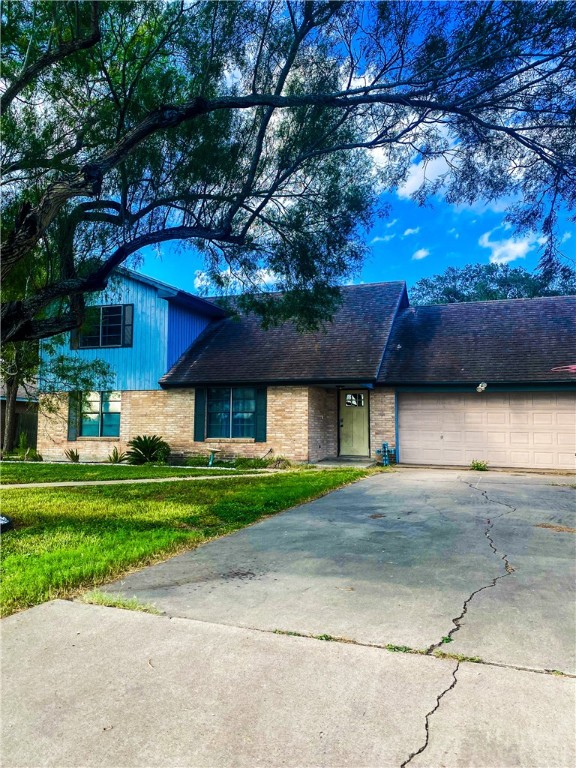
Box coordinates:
[339,390,370,456]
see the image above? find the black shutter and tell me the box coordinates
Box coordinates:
[255,387,267,443]
[70,329,79,350]
[194,387,206,442]
[67,392,81,441]
[122,304,134,347]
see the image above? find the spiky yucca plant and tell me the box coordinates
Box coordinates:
[126,435,171,465]
[107,447,128,464]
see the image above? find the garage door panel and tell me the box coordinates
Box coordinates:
[533,412,554,425]
[486,431,507,444]
[398,392,576,470]
[441,431,463,443]
[510,432,530,445]
[534,452,556,466]
[486,412,508,425]
[401,448,438,463]
[510,450,532,465]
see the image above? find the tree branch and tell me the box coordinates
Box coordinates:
[1,224,243,343]
[1,1,101,112]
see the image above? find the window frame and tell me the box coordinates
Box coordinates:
[76,391,121,438]
[74,304,134,349]
[206,386,257,439]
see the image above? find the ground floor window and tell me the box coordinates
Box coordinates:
[207,387,256,438]
[68,391,121,439]
[194,386,266,442]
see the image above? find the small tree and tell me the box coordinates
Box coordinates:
[1,338,112,452]
[410,264,576,306]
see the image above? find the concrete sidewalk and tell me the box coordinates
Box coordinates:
[2,600,574,768]
[0,470,271,489]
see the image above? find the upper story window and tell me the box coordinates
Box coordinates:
[71,305,134,349]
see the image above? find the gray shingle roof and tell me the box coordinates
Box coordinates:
[379,297,576,384]
[161,282,408,386]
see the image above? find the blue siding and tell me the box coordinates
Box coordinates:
[41,276,168,391]
[167,304,211,370]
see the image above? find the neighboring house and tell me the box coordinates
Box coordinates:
[37,269,576,470]
[0,383,38,450]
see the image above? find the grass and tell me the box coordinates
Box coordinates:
[0,462,250,484]
[0,468,368,616]
[79,589,161,614]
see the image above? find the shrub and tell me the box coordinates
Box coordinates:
[126,435,171,465]
[184,456,210,467]
[107,447,127,464]
[233,456,291,469]
[269,456,292,469]
[234,457,271,469]
[64,448,80,463]
[470,459,488,471]
[2,448,43,462]
[17,432,28,455]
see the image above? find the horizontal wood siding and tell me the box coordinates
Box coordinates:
[41,276,169,391]
[167,304,211,370]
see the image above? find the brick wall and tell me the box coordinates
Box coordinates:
[37,385,397,463]
[38,386,310,462]
[369,388,396,460]
[37,390,195,462]
[308,387,337,462]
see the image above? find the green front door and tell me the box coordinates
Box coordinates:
[339,390,369,456]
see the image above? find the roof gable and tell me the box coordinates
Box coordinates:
[116,268,227,318]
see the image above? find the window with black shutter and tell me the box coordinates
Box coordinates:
[196,387,266,442]
[73,305,134,349]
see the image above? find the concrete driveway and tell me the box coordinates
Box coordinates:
[2,469,575,767]
[106,468,576,672]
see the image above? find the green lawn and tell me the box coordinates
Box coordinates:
[0,469,369,616]
[0,462,249,484]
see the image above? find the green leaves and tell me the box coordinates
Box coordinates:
[2,1,575,340]
[126,435,171,465]
[410,263,576,306]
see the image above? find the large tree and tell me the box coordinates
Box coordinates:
[410,263,576,305]
[2,0,575,343]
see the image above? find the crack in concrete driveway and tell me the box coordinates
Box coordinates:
[425,479,517,655]
[401,661,461,768]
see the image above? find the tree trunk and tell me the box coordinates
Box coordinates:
[2,376,19,453]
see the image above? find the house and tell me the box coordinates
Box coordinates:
[0,382,38,450]
[37,269,576,470]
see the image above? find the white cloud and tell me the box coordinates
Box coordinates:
[386,219,398,228]
[194,267,277,292]
[403,227,420,237]
[455,197,517,215]
[412,248,430,261]
[478,228,542,265]
[370,234,395,244]
[398,155,450,200]
[561,232,572,243]
[448,228,460,239]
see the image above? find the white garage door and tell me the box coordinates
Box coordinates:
[398,392,576,470]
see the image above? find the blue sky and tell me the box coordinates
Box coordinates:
[139,187,575,295]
